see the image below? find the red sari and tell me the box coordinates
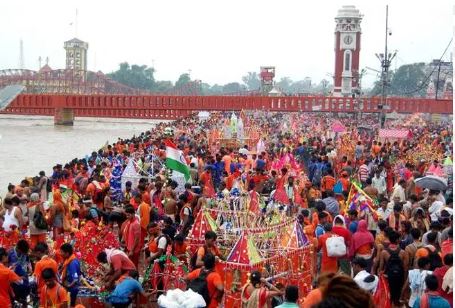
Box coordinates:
[273,175,289,204]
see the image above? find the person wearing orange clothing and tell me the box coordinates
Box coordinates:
[146,222,169,264]
[309,183,322,199]
[317,223,339,274]
[173,234,188,262]
[0,247,22,308]
[200,167,216,198]
[321,169,336,193]
[86,176,106,210]
[121,207,141,269]
[138,184,151,205]
[339,171,351,193]
[225,171,237,191]
[135,194,150,248]
[371,140,381,157]
[303,273,335,308]
[39,268,68,308]
[222,151,233,175]
[414,231,441,267]
[28,193,47,249]
[34,242,58,294]
[388,204,406,232]
[186,254,224,308]
[300,209,319,278]
[195,231,221,268]
[49,190,65,241]
[350,220,375,271]
[244,154,254,173]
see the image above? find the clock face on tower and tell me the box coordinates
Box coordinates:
[343,35,353,45]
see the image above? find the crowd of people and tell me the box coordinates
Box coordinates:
[0,111,452,308]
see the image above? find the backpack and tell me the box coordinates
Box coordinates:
[156,234,172,251]
[385,247,404,280]
[326,235,347,257]
[333,180,343,194]
[180,205,194,226]
[425,247,442,271]
[46,178,53,193]
[190,245,208,270]
[187,269,212,306]
[33,206,48,230]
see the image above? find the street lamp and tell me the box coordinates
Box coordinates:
[376,5,397,128]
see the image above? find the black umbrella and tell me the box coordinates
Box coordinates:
[415,175,448,191]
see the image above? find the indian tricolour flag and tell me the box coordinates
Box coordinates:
[164,139,190,182]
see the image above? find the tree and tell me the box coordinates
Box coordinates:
[241,72,261,91]
[175,73,191,89]
[276,77,293,94]
[314,79,332,95]
[389,63,426,97]
[368,63,427,97]
[200,83,223,95]
[210,84,224,94]
[222,82,246,94]
[153,80,174,93]
[107,62,155,91]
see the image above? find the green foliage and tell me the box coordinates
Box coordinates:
[107,62,155,91]
[389,63,426,97]
[222,82,246,94]
[368,63,427,97]
[154,80,174,93]
[276,77,293,93]
[201,83,224,95]
[175,73,191,89]
[241,72,261,91]
[108,64,335,96]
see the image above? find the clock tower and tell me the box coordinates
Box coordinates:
[64,38,88,81]
[333,5,362,97]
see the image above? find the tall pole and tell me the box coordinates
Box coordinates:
[376,5,395,128]
[379,5,389,128]
[435,60,441,100]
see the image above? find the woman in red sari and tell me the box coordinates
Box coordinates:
[273,168,289,205]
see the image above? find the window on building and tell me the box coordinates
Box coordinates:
[344,50,351,72]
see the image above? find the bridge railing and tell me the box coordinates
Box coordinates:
[1,94,452,119]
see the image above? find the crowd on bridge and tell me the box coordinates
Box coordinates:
[0,110,453,308]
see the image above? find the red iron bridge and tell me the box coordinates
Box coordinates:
[0,93,452,124]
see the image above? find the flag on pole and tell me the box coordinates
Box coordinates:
[164,139,190,182]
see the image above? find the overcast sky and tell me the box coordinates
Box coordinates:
[1,0,453,88]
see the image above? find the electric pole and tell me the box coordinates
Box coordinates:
[435,60,441,100]
[375,5,396,128]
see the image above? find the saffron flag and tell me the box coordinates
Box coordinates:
[164,139,190,182]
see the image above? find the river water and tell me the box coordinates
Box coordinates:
[0,115,163,195]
